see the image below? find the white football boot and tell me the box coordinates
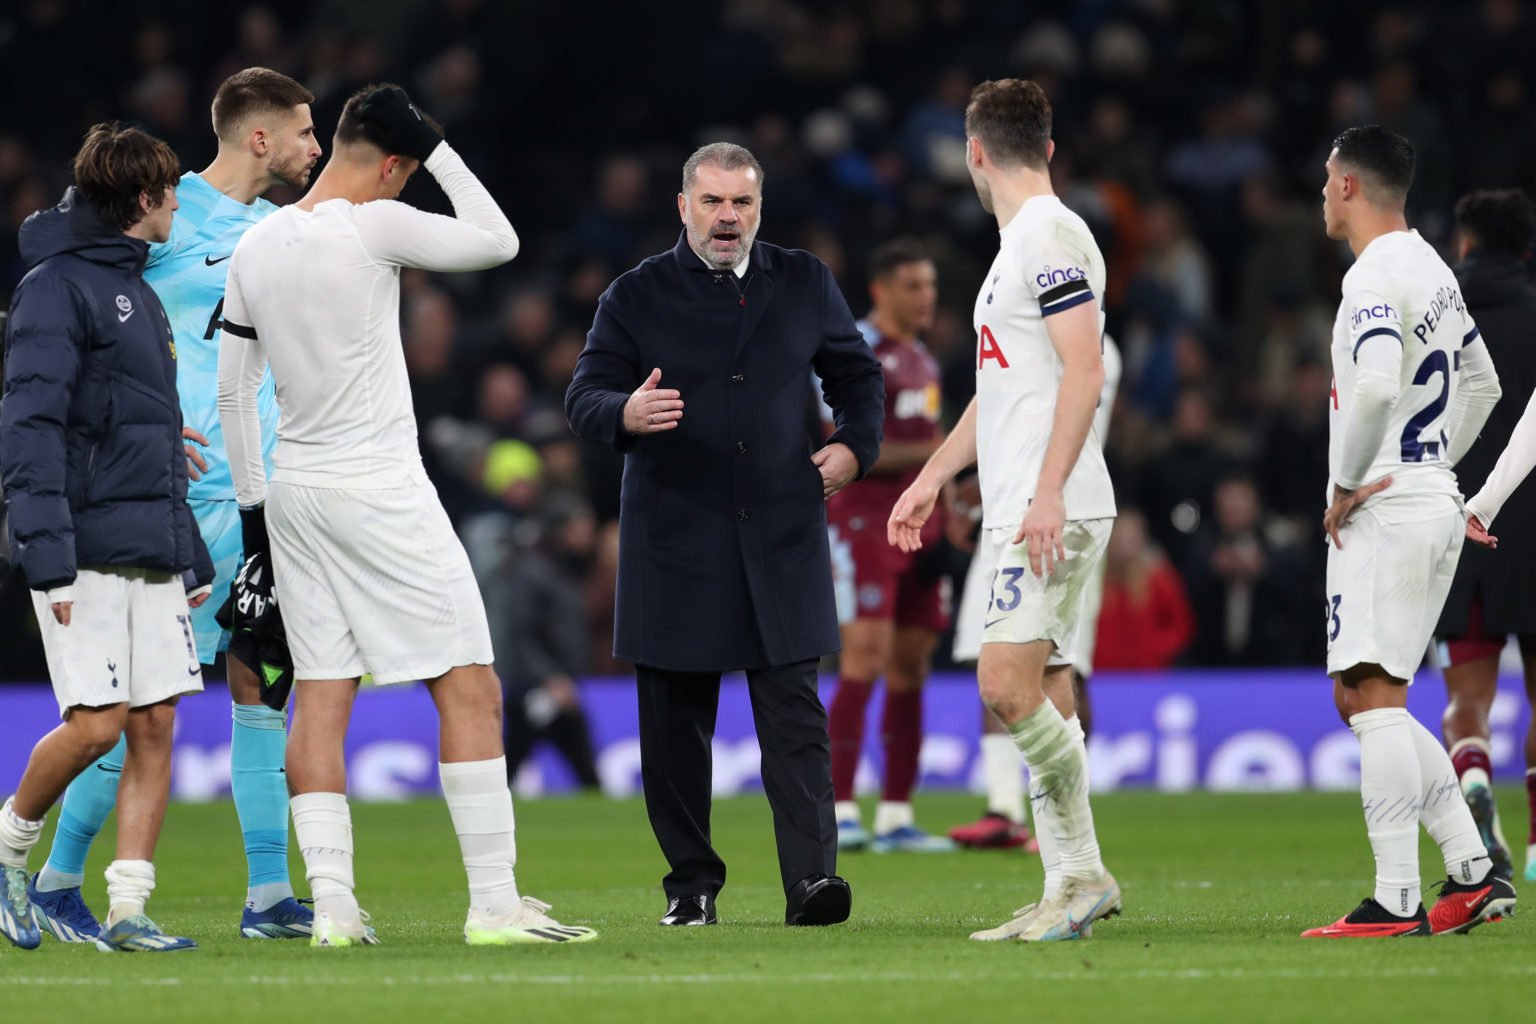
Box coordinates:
[464,896,598,945]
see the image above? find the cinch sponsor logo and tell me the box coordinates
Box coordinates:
[1036,265,1086,288]
[1351,302,1396,326]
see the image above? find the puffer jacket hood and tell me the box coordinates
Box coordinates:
[18,186,149,275]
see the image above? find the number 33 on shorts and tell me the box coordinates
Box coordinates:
[1325,594,1342,643]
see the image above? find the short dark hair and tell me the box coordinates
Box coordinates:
[211,67,314,140]
[334,83,442,154]
[72,122,180,232]
[1332,125,1415,205]
[1455,189,1535,258]
[964,79,1051,170]
[869,238,931,281]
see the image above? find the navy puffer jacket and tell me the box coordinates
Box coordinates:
[2,188,213,593]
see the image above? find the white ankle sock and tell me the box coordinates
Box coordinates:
[440,758,520,918]
[1010,702,1103,883]
[291,791,359,920]
[104,859,154,926]
[1407,719,1490,883]
[874,801,913,835]
[1350,708,1423,916]
[834,801,861,825]
[1031,715,1084,901]
[981,733,1026,823]
[0,798,43,870]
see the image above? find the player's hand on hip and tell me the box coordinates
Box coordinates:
[1015,488,1066,578]
[623,367,683,435]
[888,478,940,553]
[51,601,72,627]
[182,427,209,481]
[813,442,858,499]
[1466,513,1498,549]
[1323,476,1391,549]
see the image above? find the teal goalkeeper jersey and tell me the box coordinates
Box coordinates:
[145,171,279,504]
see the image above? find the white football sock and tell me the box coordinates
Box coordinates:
[834,801,861,825]
[104,859,154,926]
[1407,718,1490,883]
[874,801,913,835]
[0,797,43,870]
[440,758,521,918]
[1035,715,1086,899]
[291,791,359,921]
[981,733,1026,824]
[1010,701,1103,883]
[1350,708,1423,916]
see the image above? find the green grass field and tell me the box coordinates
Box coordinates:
[2,791,1532,1022]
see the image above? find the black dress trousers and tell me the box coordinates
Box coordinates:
[635,659,837,900]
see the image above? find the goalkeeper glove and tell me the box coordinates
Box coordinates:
[355,84,443,162]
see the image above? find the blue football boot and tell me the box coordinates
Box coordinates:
[27,876,101,942]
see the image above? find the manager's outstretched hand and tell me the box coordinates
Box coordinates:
[355,84,443,162]
[623,368,684,435]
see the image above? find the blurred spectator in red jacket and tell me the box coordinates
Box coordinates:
[1094,508,1195,670]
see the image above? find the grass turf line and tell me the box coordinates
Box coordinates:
[0,791,1530,1023]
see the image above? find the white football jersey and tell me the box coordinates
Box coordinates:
[218,145,517,506]
[1328,230,1476,510]
[973,195,1116,529]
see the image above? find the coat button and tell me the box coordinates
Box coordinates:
[737,508,751,521]
[735,441,747,454]
[731,374,745,384]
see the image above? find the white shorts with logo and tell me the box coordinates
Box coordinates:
[1325,501,1464,682]
[31,567,204,718]
[952,518,1112,670]
[268,468,494,684]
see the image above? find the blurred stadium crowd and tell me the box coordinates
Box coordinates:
[4,0,1536,682]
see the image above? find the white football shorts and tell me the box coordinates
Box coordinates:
[268,467,495,684]
[954,518,1112,669]
[32,567,204,718]
[1325,500,1464,682]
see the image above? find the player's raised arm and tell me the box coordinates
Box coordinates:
[216,256,270,509]
[1467,385,1536,532]
[1444,324,1502,467]
[347,86,517,272]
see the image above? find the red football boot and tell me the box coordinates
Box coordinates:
[1301,898,1430,938]
[1427,873,1517,935]
[949,812,1039,852]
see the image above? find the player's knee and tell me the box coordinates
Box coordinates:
[66,705,128,757]
[977,673,1020,722]
[127,701,178,748]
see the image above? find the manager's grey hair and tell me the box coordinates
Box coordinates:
[681,142,765,193]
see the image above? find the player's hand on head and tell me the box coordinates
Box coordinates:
[623,367,684,435]
[888,479,939,553]
[1016,488,1066,578]
[812,442,859,498]
[356,84,443,163]
[1466,513,1498,549]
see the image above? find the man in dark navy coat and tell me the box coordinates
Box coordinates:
[566,142,884,927]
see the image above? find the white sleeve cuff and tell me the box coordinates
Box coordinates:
[45,586,74,604]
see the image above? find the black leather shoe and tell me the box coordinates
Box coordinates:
[785,874,851,926]
[659,894,717,926]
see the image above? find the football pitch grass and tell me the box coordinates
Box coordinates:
[2,791,1532,1022]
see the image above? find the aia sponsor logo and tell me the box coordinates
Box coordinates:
[977,324,1009,369]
